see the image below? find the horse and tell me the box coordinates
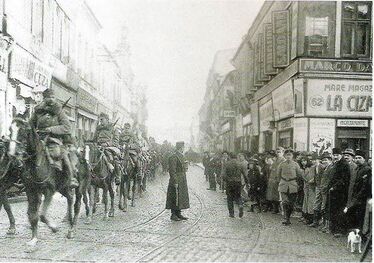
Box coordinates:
[118,148,139,211]
[25,126,78,250]
[85,143,116,224]
[0,118,29,235]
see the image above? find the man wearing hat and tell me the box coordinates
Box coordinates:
[344,149,371,230]
[93,113,121,184]
[266,147,285,214]
[30,88,78,188]
[343,149,358,212]
[277,149,303,225]
[119,122,140,173]
[166,141,190,221]
[312,152,334,229]
[327,147,350,237]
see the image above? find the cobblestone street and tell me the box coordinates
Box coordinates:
[0,165,369,262]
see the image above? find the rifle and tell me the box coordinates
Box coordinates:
[112,118,120,128]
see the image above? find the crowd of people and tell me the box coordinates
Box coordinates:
[202,147,372,240]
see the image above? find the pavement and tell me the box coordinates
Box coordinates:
[0,164,370,262]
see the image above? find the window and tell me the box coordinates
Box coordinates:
[304,16,329,56]
[342,2,371,58]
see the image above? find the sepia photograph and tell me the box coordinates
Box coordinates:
[0,0,372,262]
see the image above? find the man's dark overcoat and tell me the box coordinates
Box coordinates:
[165,151,190,210]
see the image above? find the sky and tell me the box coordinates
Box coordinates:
[88,0,264,144]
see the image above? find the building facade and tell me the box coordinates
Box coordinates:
[0,0,145,140]
[200,1,372,157]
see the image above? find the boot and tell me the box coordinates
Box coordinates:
[63,153,79,188]
[171,211,181,221]
[282,205,291,225]
[239,206,244,218]
[309,210,320,227]
[176,210,188,220]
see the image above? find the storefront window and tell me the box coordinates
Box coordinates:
[341,1,371,58]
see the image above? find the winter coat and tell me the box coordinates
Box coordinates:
[94,124,114,146]
[222,159,247,184]
[248,165,266,199]
[346,161,358,207]
[165,151,190,210]
[347,162,371,209]
[301,165,321,214]
[266,156,285,201]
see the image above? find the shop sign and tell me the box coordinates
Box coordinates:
[309,118,335,155]
[264,23,277,75]
[223,110,235,118]
[10,46,52,89]
[278,118,293,131]
[272,80,294,120]
[77,88,97,114]
[293,118,308,151]
[294,78,304,116]
[299,59,372,75]
[259,99,274,132]
[337,119,369,127]
[307,79,372,118]
[272,10,290,68]
[242,113,252,126]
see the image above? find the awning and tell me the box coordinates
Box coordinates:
[77,108,98,120]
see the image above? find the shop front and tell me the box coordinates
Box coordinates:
[76,88,98,141]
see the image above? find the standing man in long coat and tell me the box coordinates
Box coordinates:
[266,147,285,214]
[166,141,190,221]
[328,147,350,237]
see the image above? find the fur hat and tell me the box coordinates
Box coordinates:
[332,148,342,155]
[355,149,366,159]
[343,148,355,156]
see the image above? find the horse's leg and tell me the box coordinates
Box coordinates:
[0,192,16,235]
[103,187,109,220]
[26,190,41,251]
[123,176,129,211]
[66,190,76,239]
[85,185,94,224]
[131,177,136,207]
[118,174,124,211]
[39,189,58,233]
[108,182,115,217]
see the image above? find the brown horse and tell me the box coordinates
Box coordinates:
[85,143,116,224]
[119,148,140,211]
[25,127,76,250]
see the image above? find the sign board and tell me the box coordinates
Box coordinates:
[293,118,308,151]
[272,80,294,120]
[309,118,335,155]
[337,119,369,127]
[259,99,274,132]
[306,79,372,117]
[272,10,290,68]
[223,110,235,118]
[10,45,52,89]
[299,59,372,74]
[278,118,293,131]
[264,23,277,75]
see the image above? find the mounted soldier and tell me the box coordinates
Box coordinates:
[119,122,140,171]
[93,113,121,184]
[29,88,78,188]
